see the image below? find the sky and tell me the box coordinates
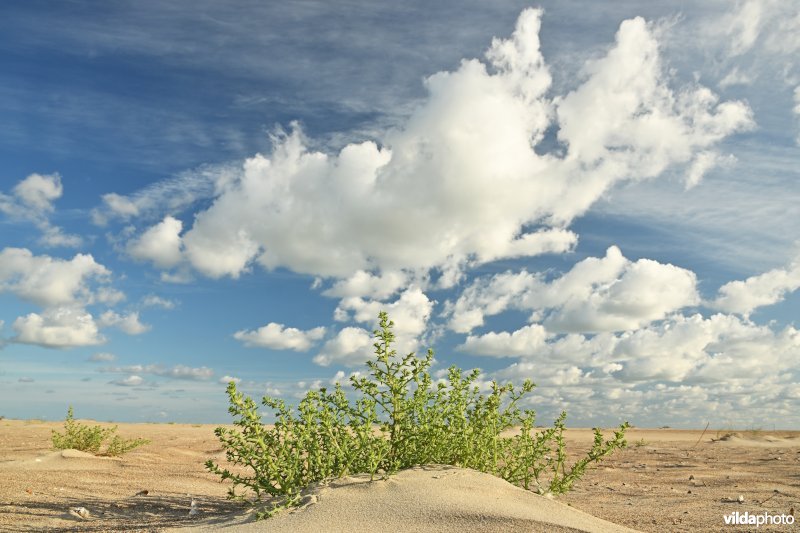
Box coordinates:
[1,0,799,428]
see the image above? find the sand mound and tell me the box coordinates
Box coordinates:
[174,466,639,533]
[712,433,800,448]
[3,449,118,470]
[59,449,98,459]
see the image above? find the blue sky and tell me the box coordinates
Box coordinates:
[1,1,798,427]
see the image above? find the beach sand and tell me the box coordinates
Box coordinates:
[1,419,798,532]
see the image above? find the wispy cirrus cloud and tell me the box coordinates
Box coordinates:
[92,165,238,226]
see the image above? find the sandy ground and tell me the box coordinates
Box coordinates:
[0,419,798,532]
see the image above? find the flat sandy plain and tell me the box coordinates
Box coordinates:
[0,419,798,532]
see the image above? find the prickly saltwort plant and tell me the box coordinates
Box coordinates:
[206,312,628,517]
[51,406,149,456]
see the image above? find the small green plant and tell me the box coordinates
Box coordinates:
[634,438,649,447]
[51,406,149,456]
[207,312,628,517]
[105,434,151,456]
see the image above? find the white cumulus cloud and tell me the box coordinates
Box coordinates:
[314,327,373,367]
[612,313,799,383]
[0,248,111,307]
[127,215,184,269]
[333,287,433,354]
[0,174,81,247]
[447,246,698,334]
[545,251,699,333]
[712,255,800,316]
[492,313,799,386]
[13,173,63,212]
[110,375,144,387]
[553,17,752,207]
[97,310,151,335]
[458,324,548,357]
[13,307,104,348]
[112,8,749,288]
[233,322,326,351]
[322,270,411,300]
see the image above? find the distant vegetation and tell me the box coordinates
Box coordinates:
[51,406,149,456]
[207,312,628,518]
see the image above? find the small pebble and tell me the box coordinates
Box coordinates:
[69,507,90,520]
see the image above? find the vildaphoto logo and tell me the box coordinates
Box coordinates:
[723,511,795,527]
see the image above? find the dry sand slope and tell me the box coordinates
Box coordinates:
[0,419,798,532]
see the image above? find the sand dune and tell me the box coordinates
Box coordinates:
[175,466,638,533]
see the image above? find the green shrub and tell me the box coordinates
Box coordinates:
[207,312,628,517]
[105,434,151,456]
[51,406,150,456]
